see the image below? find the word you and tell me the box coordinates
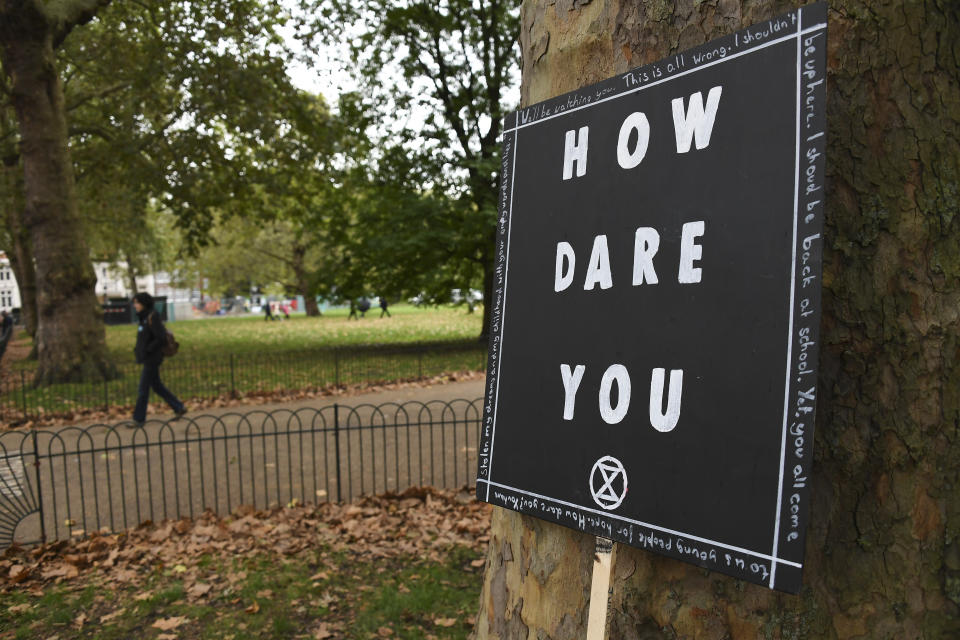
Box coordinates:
[561,363,684,430]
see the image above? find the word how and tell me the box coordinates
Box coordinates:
[563,87,723,179]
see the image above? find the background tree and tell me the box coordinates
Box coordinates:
[474,1,960,638]
[314,0,520,338]
[1,0,317,380]
[0,0,114,383]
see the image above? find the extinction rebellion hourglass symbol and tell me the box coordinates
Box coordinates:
[590,456,628,510]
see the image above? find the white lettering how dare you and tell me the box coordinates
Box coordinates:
[554,87,722,433]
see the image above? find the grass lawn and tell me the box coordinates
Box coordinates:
[0,490,489,639]
[0,546,482,639]
[105,304,484,362]
[1,306,487,421]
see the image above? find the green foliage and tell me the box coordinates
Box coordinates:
[54,0,321,257]
[308,0,521,309]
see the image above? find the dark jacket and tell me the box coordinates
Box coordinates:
[134,309,166,365]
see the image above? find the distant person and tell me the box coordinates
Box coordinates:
[358,297,370,318]
[281,303,290,319]
[0,310,13,360]
[379,296,391,318]
[348,300,358,320]
[131,292,186,428]
[264,303,275,321]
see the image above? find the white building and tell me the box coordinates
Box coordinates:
[0,254,194,317]
[0,252,22,313]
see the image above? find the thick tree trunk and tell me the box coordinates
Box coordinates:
[475,1,960,638]
[0,7,115,383]
[304,295,320,317]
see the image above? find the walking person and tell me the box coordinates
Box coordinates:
[264,302,275,321]
[379,296,391,318]
[131,292,185,427]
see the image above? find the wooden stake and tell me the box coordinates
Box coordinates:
[586,536,616,639]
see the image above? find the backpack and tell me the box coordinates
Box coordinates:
[149,311,179,357]
[162,330,179,357]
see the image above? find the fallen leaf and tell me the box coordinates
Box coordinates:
[188,583,211,598]
[99,609,124,623]
[313,623,334,639]
[8,565,28,582]
[434,617,457,627]
[9,603,30,614]
[377,626,394,637]
[255,589,273,599]
[73,613,87,629]
[152,616,188,631]
[470,558,485,568]
[245,601,260,614]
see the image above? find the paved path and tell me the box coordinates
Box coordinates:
[73,376,486,428]
[0,378,486,548]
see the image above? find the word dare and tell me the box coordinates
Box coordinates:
[554,222,705,292]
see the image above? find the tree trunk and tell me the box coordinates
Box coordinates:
[1,158,38,340]
[474,1,960,638]
[121,250,139,296]
[5,207,38,340]
[0,5,115,383]
[290,243,321,317]
[304,295,320,317]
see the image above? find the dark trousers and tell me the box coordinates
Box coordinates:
[133,361,184,422]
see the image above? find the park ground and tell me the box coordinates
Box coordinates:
[0,304,486,427]
[0,307,492,638]
[0,488,490,640]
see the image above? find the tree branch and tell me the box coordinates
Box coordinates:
[50,0,113,49]
[255,246,298,270]
[66,81,130,112]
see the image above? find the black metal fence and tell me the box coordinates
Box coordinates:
[0,341,487,423]
[0,398,482,549]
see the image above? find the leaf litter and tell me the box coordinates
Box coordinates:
[0,486,491,637]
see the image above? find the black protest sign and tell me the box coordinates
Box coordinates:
[477,3,827,593]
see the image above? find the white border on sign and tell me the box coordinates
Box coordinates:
[482,6,828,590]
[485,112,520,504]
[769,6,826,591]
[483,479,803,570]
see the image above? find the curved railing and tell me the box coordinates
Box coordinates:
[0,398,483,549]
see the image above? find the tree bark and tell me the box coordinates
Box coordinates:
[475,1,960,638]
[4,206,38,339]
[0,2,115,383]
[289,242,321,317]
[1,156,38,339]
